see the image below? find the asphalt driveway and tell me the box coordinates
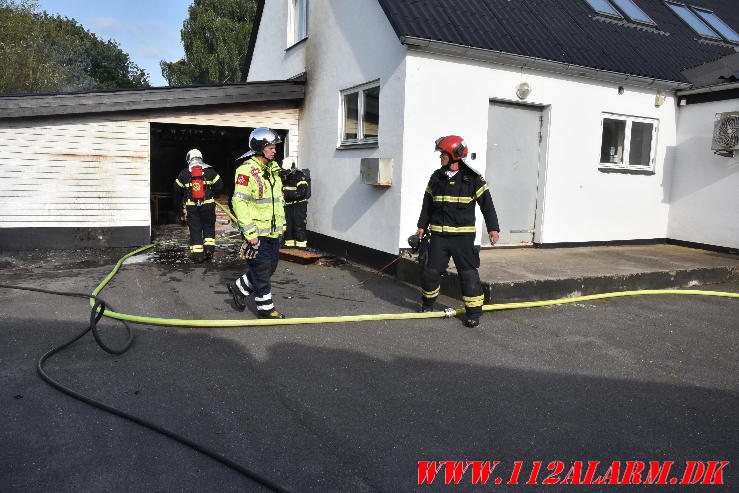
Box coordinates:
[1,247,737,492]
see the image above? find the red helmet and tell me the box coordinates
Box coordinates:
[434,135,468,160]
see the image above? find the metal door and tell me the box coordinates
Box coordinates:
[484,102,543,246]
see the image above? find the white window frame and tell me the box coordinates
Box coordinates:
[339,80,380,148]
[287,0,308,48]
[598,113,659,171]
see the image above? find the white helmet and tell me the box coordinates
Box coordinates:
[281,156,297,170]
[248,127,282,155]
[186,149,203,164]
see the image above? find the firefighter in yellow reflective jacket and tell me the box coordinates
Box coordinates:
[415,135,500,328]
[174,149,224,262]
[226,128,287,319]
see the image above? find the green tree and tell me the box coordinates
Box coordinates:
[160,0,258,86]
[0,0,149,94]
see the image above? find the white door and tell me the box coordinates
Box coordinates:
[484,102,543,246]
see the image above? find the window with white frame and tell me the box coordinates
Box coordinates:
[599,114,658,169]
[340,81,379,147]
[288,0,308,47]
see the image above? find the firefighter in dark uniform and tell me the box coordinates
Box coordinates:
[415,135,500,328]
[280,159,310,249]
[226,128,287,319]
[174,149,224,262]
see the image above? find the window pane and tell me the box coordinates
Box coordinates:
[583,0,622,17]
[629,122,653,166]
[600,118,626,164]
[666,3,719,38]
[343,92,359,140]
[695,10,739,42]
[293,0,308,42]
[611,0,655,24]
[362,86,379,139]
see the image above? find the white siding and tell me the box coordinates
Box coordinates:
[0,104,299,229]
[668,98,739,249]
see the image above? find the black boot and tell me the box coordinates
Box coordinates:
[226,281,247,311]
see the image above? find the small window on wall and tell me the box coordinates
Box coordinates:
[340,81,379,147]
[599,114,658,169]
[288,0,308,47]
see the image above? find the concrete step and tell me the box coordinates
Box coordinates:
[396,244,739,303]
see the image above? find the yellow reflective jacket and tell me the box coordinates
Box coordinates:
[232,156,286,240]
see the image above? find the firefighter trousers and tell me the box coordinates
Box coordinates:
[186,205,216,255]
[234,236,281,314]
[284,202,308,248]
[420,234,485,319]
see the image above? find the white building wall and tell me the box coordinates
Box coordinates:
[668,98,739,249]
[0,104,299,229]
[401,51,678,246]
[248,0,307,81]
[250,0,408,254]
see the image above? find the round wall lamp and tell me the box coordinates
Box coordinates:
[516,82,531,100]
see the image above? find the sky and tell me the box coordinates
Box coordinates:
[35,0,191,87]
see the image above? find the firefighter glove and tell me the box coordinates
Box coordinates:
[239,239,260,259]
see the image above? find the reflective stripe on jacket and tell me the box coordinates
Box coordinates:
[417,165,499,236]
[232,156,286,240]
[174,166,223,209]
[281,169,310,206]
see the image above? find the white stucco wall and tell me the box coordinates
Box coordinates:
[668,98,739,249]
[250,0,408,254]
[248,0,307,81]
[249,0,683,254]
[400,51,678,246]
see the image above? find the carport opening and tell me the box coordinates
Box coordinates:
[149,122,287,225]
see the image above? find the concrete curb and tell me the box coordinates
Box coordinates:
[396,258,739,303]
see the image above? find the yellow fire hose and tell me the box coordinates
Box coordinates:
[90,242,739,327]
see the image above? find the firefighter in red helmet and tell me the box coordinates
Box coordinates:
[414,135,500,327]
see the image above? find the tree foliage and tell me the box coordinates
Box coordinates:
[160,0,258,86]
[0,0,149,94]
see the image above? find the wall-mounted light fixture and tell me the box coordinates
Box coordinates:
[655,90,665,107]
[516,82,531,100]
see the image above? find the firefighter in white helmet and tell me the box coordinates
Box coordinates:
[226,128,287,319]
[174,149,224,262]
[280,157,310,249]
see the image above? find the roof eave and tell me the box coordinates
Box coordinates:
[0,80,305,120]
[401,36,691,91]
[676,80,739,96]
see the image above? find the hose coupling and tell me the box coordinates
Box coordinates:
[443,308,456,318]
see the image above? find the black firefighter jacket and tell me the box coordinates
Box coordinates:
[174,164,224,211]
[417,165,499,236]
